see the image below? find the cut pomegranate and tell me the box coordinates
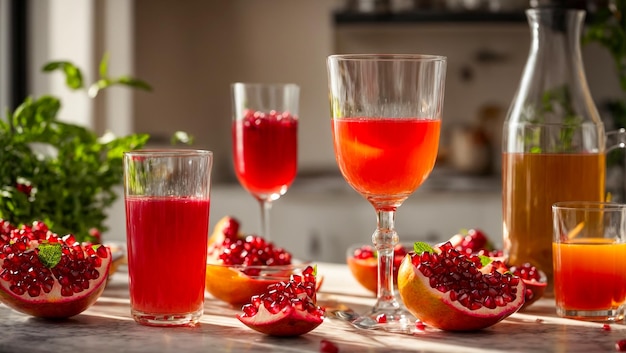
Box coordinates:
[397,241,525,331]
[0,220,111,319]
[447,228,494,256]
[207,216,292,276]
[347,243,408,293]
[446,228,546,309]
[237,265,324,336]
[509,263,547,309]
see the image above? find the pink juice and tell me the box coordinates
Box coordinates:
[126,196,210,314]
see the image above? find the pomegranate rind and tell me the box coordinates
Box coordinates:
[346,256,378,293]
[521,279,547,310]
[397,253,525,331]
[205,264,285,305]
[205,263,318,306]
[237,303,323,337]
[0,246,112,319]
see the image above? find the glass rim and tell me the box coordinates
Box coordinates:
[123,149,213,157]
[327,54,447,62]
[552,201,626,211]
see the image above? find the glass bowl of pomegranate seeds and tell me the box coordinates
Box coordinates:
[346,243,412,294]
[205,261,316,306]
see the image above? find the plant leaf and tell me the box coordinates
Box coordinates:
[413,241,435,255]
[479,255,493,267]
[114,76,152,91]
[99,52,110,78]
[42,61,84,90]
[38,243,62,268]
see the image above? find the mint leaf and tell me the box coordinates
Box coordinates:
[478,255,493,267]
[413,241,435,255]
[38,243,62,268]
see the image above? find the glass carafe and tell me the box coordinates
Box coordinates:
[502,7,615,297]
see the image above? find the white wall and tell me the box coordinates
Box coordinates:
[28,0,95,127]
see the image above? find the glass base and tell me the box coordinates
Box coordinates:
[556,306,625,322]
[132,307,203,327]
[353,307,417,333]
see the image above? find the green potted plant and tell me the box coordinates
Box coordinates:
[1,55,158,243]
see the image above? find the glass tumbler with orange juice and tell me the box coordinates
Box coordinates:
[552,201,626,321]
[124,149,213,327]
[501,6,626,296]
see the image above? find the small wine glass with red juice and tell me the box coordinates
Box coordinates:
[231,83,299,241]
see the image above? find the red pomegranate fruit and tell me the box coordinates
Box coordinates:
[207,216,292,276]
[509,263,547,309]
[347,243,408,293]
[446,228,546,309]
[0,220,111,319]
[397,241,525,331]
[447,228,501,257]
[237,265,324,337]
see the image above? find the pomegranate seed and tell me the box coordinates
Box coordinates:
[603,324,611,331]
[415,321,426,331]
[410,241,523,312]
[376,313,387,323]
[62,234,76,246]
[320,339,339,353]
[617,339,626,352]
[96,245,108,258]
[242,304,257,317]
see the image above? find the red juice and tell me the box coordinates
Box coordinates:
[126,196,210,314]
[232,111,297,196]
[331,117,440,206]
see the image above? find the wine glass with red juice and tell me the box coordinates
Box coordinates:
[231,83,299,241]
[327,54,447,332]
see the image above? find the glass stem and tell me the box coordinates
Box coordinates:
[259,199,272,241]
[372,209,400,310]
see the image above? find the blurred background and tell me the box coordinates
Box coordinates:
[1,0,622,262]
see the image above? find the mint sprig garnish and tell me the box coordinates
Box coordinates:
[38,243,62,268]
[478,255,493,267]
[413,241,436,255]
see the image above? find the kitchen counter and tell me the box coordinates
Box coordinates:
[0,263,623,353]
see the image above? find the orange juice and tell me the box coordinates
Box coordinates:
[331,117,440,209]
[553,238,626,311]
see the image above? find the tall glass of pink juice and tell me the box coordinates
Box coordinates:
[231,83,299,241]
[124,149,212,327]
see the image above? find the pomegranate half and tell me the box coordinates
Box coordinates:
[237,265,324,337]
[398,241,525,331]
[0,220,111,319]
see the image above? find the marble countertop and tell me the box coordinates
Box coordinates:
[0,263,624,353]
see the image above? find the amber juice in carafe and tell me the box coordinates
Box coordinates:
[502,152,605,295]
